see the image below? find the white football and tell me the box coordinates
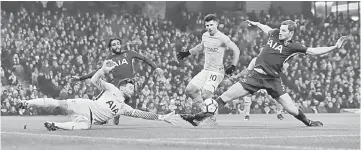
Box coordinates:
[202,98,219,115]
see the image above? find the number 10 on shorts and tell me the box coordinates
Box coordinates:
[210,74,217,81]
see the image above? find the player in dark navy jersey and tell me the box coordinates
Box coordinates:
[72,37,165,125]
[181,20,347,127]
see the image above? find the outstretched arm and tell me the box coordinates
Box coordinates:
[90,60,116,91]
[132,51,158,69]
[189,41,204,55]
[246,20,273,34]
[306,36,347,55]
[74,54,114,81]
[131,51,166,82]
[177,41,204,60]
[121,104,178,125]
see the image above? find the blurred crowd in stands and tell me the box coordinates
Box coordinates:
[1,2,360,116]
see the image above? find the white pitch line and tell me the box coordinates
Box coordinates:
[1,132,358,150]
[151,134,361,141]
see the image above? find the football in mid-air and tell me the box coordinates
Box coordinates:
[202,98,218,115]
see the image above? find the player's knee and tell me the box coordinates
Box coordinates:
[201,89,213,100]
[276,94,298,115]
[185,84,199,95]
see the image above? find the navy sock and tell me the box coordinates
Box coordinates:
[194,112,207,121]
[294,109,311,126]
[216,97,226,107]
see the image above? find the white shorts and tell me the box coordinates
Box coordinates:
[66,99,93,123]
[189,70,224,93]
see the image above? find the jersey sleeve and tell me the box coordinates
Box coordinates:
[130,51,158,69]
[201,33,206,44]
[221,35,232,47]
[268,29,279,37]
[289,42,308,54]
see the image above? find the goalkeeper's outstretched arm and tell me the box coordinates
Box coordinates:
[121,105,178,125]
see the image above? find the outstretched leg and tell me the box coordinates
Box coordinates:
[45,120,91,131]
[181,82,251,126]
[18,98,64,109]
[276,94,323,126]
[19,98,93,131]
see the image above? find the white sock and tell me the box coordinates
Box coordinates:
[244,101,251,116]
[276,103,283,115]
[54,122,90,130]
[27,98,59,108]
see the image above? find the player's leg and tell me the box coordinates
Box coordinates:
[267,79,322,126]
[276,102,284,120]
[183,82,254,126]
[45,116,91,131]
[185,70,208,106]
[191,71,224,125]
[198,89,217,125]
[183,83,251,125]
[45,99,93,131]
[17,98,64,110]
[243,95,252,120]
[18,98,93,131]
[275,94,322,126]
[217,81,255,107]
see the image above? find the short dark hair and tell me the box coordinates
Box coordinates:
[204,14,218,22]
[281,20,297,32]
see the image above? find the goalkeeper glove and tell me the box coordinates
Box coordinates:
[177,51,191,60]
[225,65,236,75]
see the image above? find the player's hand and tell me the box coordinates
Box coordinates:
[158,111,180,125]
[70,76,81,82]
[177,51,191,60]
[335,36,347,48]
[245,20,259,26]
[225,65,236,75]
[101,60,116,73]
